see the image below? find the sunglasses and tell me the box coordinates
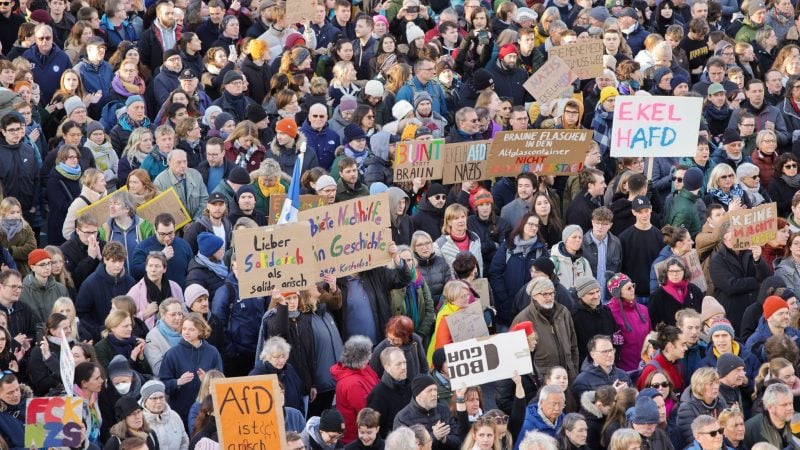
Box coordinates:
[699,428,725,438]
[673,177,683,183]
[785,163,798,169]
[432,194,446,200]
[720,174,735,179]
[650,382,670,389]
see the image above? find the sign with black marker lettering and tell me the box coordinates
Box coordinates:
[211,375,287,450]
[444,331,533,387]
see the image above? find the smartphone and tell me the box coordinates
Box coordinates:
[477,30,489,45]
[407,5,419,12]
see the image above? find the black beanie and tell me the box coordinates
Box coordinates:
[411,374,436,397]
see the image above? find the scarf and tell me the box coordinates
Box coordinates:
[107,334,137,358]
[703,102,731,122]
[662,279,688,304]
[74,385,101,444]
[791,98,800,116]
[85,140,115,171]
[615,297,647,332]
[119,114,151,132]
[591,106,613,155]
[512,235,539,256]
[258,178,285,197]
[782,173,800,189]
[111,74,145,96]
[144,276,172,305]
[234,141,258,168]
[404,266,424,331]
[742,182,765,205]
[126,148,150,167]
[427,301,461,363]
[344,146,369,170]
[156,319,182,347]
[0,218,22,242]
[451,231,469,252]
[56,162,82,180]
[196,254,229,279]
[222,91,246,117]
[707,183,745,206]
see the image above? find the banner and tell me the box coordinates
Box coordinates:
[610,96,702,157]
[442,140,492,184]
[298,193,392,277]
[137,187,192,229]
[25,397,83,448]
[548,40,604,80]
[393,138,446,182]
[77,188,126,226]
[233,223,317,299]
[211,375,287,450]
[445,302,489,342]
[444,331,533,388]
[725,202,778,250]
[486,130,591,176]
[523,55,576,105]
[653,249,707,293]
[268,194,325,225]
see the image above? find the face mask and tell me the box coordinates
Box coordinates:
[115,382,131,395]
[219,131,229,140]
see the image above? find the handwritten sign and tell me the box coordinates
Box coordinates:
[298,193,392,277]
[211,375,287,450]
[267,194,325,225]
[442,140,492,184]
[725,202,778,250]
[548,40,604,80]
[137,187,192,229]
[233,223,317,299]
[653,249,707,293]
[77,188,125,226]
[471,278,491,308]
[285,0,317,25]
[611,96,702,157]
[25,397,83,448]
[445,301,489,342]
[444,331,532,387]
[60,330,74,396]
[486,130,591,177]
[523,55,576,105]
[393,138,445,182]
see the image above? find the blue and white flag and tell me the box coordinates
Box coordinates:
[278,144,305,224]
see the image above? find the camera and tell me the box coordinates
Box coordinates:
[407,5,419,12]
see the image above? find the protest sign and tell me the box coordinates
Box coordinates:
[653,249,707,293]
[211,375,287,450]
[610,96,702,157]
[233,223,317,299]
[445,301,489,342]
[486,130,591,176]
[60,329,74,396]
[471,278,491,308]
[267,194,325,225]
[523,55,576,105]
[77,189,125,226]
[548,40,604,80]
[284,0,316,25]
[442,140,492,184]
[725,202,778,250]
[444,331,533,387]
[298,193,392,277]
[25,397,83,448]
[137,187,192,229]
[393,138,446,182]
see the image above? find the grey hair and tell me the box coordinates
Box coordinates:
[755,129,777,148]
[340,335,373,369]
[410,231,433,249]
[518,431,558,450]
[111,190,136,216]
[549,20,567,32]
[256,159,282,181]
[158,298,186,317]
[736,162,759,181]
[409,424,430,446]
[751,444,780,450]
[440,7,457,19]
[167,149,187,163]
[763,382,792,408]
[538,384,564,405]
[691,415,718,436]
[455,107,476,127]
[234,217,259,229]
[260,336,291,362]
[385,427,416,450]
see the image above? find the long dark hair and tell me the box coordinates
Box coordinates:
[192,395,216,438]
[508,213,543,251]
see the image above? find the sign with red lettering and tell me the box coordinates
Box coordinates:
[485,130,592,176]
[725,202,778,250]
[611,96,702,157]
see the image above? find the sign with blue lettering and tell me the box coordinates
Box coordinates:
[444,331,533,387]
[610,96,702,157]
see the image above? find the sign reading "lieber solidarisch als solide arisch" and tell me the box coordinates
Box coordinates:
[485,130,592,176]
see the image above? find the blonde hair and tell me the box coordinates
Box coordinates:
[0,198,29,229]
[608,429,641,450]
[184,312,212,340]
[80,168,104,188]
[690,367,721,398]
[442,280,469,304]
[102,310,131,338]
[45,245,74,290]
[707,163,735,191]
[196,369,224,402]
[442,203,469,234]
[52,297,80,339]
[460,419,501,450]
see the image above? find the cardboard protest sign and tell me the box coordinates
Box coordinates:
[284,0,316,25]
[211,375,287,450]
[267,194,325,225]
[25,397,83,448]
[393,138,446,182]
[653,249,707,293]
[486,130,591,177]
[77,188,126,226]
[445,301,489,342]
[298,193,392,277]
[442,140,492,184]
[523,55,576,105]
[725,202,778,250]
[444,330,533,387]
[548,40,604,80]
[611,96,702,157]
[471,278,491,308]
[137,187,192,229]
[233,223,317,299]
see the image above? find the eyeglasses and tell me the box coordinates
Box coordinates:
[3,127,22,133]
[157,231,175,238]
[748,174,760,179]
[0,2,12,5]
[415,242,432,248]
[667,269,684,274]
[650,382,670,389]
[537,291,555,297]
[36,35,52,41]
[593,348,615,354]
[487,415,509,425]
[720,174,735,179]
[673,177,683,183]
[699,428,725,437]
[2,284,21,290]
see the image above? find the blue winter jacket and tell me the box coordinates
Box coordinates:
[24,45,72,104]
[100,215,152,275]
[75,263,136,340]
[683,340,709,382]
[211,273,268,356]
[299,120,341,172]
[396,76,448,117]
[159,339,223,421]
[74,59,114,109]
[0,400,25,450]
[488,238,548,325]
[698,342,761,385]
[745,317,800,363]
[515,403,563,449]
[130,236,193,286]
[100,15,137,49]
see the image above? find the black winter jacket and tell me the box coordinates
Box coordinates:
[571,300,620,364]
[412,197,445,241]
[648,283,704,327]
[708,246,772,334]
[415,252,451,306]
[366,373,412,438]
[0,137,37,212]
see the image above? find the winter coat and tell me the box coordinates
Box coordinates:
[708,246,772,333]
[435,230,484,276]
[499,198,531,230]
[767,175,796,217]
[46,168,81,246]
[335,177,369,202]
[676,393,727,447]
[550,242,592,290]
[75,59,114,110]
[59,232,103,291]
[303,416,345,450]
[153,168,208,219]
[487,61,530,107]
[159,339,224,421]
[744,412,794,448]
[745,317,800,362]
[608,297,652,371]
[727,100,791,148]
[127,278,184,329]
[330,363,379,444]
[666,189,704,238]
[75,264,136,341]
[0,384,32,449]
[775,256,800,293]
[130,236,194,286]
[0,137,37,215]
[20,274,69,329]
[566,190,601,233]
[300,120,341,172]
[94,336,152,376]
[414,252,451,305]
[515,403,563,445]
[0,223,36,277]
[143,403,189,450]
[389,281,435,341]
[467,215,512,271]
[648,282,704,327]
[24,45,71,103]
[255,303,315,393]
[572,357,632,402]
[211,274,267,356]
[396,76,448,118]
[143,322,178,376]
[698,341,761,383]
[99,216,155,276]
[238,56,271,105]
[27,336,72,396]
[579,392,607,450]
[393,399,460,450]
[185,258,226,296]
[511,302,579,380]
[489,238,549,325]
[571,300,620,365]
[307,303,344,394]
[412,197,445,240]
[249,360,305,413]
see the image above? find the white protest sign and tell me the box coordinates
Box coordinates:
[444,331,532,388]
[610,96,702,157]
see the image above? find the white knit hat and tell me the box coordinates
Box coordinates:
[392,100,414,120]
[406,22,425,44]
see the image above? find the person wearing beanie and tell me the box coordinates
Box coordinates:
[487,40,528,107]
[571,273,621,363]
[314,174,338,205]
[665,166,705,236]
[304,408,346,450]
[140,379,189,450]
[698,315,760,388]
[607,272,652,372]
[713,129,751,171]
[228,184,268,226]
[456,69,494,110]
[152,49,183,107]
[413,91,447,139]
[126,250,184,329]
[19,248,69,329]
[550,224,593,291]
[650,67,674,96]
[631,396,673,449]
[573,334,632,400]
[410,183,448,240]
[211,69,257,122]
[239,39,271,104]
[739,276,786,342]
[393,374,459,445]
[744,295,800,359]
[265,116,320,183]
[396,56,448,118]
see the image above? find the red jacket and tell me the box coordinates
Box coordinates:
[637,352,685,394]
[223,140,266,174]
[330,363,379,444]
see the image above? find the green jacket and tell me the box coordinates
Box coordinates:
[678,157,716,194]
[735,17,763,43]
[20,274,69,329]
[390,280,435,343]
[665,189,702,237]
[334,177,369,202]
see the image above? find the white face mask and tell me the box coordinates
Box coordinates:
[115,382,131,395]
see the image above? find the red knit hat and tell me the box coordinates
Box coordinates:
[498,44,518,60]
[28,249,51,266]
[764,295,789,320]
[511,321,534,336]
[275,118,298,139]
[469,189,493,211]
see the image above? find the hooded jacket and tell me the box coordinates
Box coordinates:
[331,362,379,444]
[549,242,592,290]
[487,59,529,107]
[745,317,800,363]
[666,189,703,237]
[75,264,136,340]
[99,216,155,276]
[264,134,318,179]
[414,252,451,306]
[303,416,345,450]
[0,136,37,214]
[511,300,579,380]
[300,120,341,172]
[580,392,607,450]
[143,402,189,450]
[412,197,445,240]
[159,339,224,420]
[20,274,69,329]
[608,296,652,372]
[211,273,267,356]
[250,360,305,413]
[387,187,413,246]
[676,391,728,447]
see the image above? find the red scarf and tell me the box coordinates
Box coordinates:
[662,279,688,304]
[451,232,469,252]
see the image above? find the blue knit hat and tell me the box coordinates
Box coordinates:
[125,95,144,107]
[197,232,223,257]
[632,397,660,424]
